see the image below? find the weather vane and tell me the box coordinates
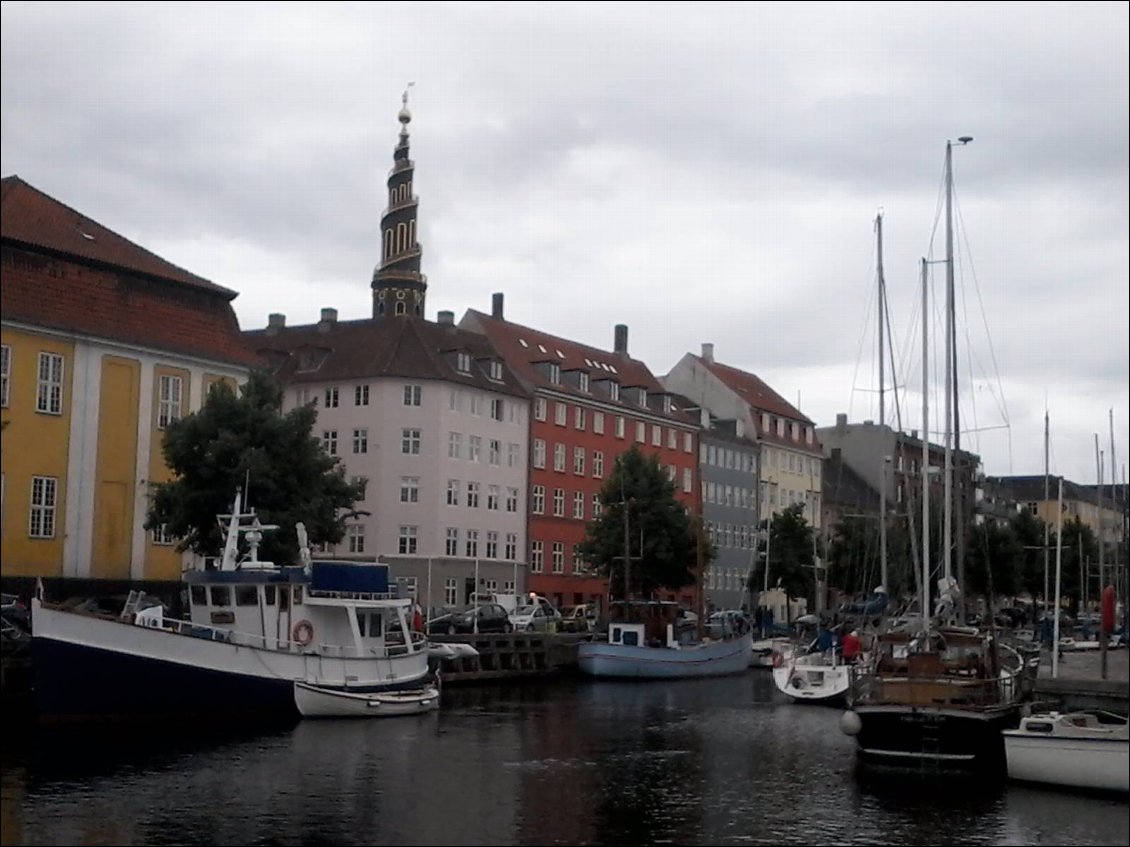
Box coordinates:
[402,81,415,107]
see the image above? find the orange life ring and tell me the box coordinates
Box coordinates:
[292,619,314,647]
[771,650,784,668]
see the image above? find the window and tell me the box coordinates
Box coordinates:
[448,432,462,459]
[574,407,586,430]
[553,488,565,517]
[549,363,561,384]
[322,430,338,455]
[592,493,602,517]
[398,526,418,554]
[324,387,339,408]
[579,372,590,393]
[490,398,504,421]
[446,479,461,506]
[608,381,620,402]
[667,428,677,449]
[486,531,498,559]
[152,523,175,545]
[28,478,56,537]
[554,443,566,473]
[466,482,480,508]
[635,421,646,443]
[489,360,504,381]
[469,435,482,462]
[0,344,9,407]
[400,476,419,503]
[157,374,182,429]
[593,411,604,434]
[448,388,461,412]
[533,438,546,469]
[637,389,648,408]
[352,475,368,499]
[573,446,585,476]
[573,491,585,519]
[651,424,661,446]
[488,439,501,466]
[352,428,368,454]
[530,541,544,573]
[356,384,371,406]
[534,397,547,421]
[469,394,482,416]
[403,384,421,406]
[593,450,604,478]
[487,485,500,511]
[348,524,366,554]
[615,416,625,439]
[684,432,693,453]
[456,352,472,373]
[555,402,567,426]
[36,352,64,415]
[297,387,316,407]
[505,533,517,560]
[402,428,421,454]
[507,442,521,468]
[445,528,459,556]
[444,578,458,606]
[465,530,479,557]
[683,468,693,493]
[532,485,545,514]
[552,542,564,573]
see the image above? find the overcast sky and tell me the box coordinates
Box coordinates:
[3,2,1127,488]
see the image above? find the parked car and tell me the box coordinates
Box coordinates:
[706,609,749,639]
[559,604,598,633]
[509,603,562,633]
[426,603,514,635]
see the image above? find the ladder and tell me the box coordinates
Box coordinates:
[120,590,145,622]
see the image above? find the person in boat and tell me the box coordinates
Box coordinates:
[811,624,835,654]
[842,629,862,663]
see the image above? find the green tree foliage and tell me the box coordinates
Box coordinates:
[1009,508,1050,600]
[762,503,816,601]
[579,445,700,599]
[145,370,364,564]
[965,520,1023,599]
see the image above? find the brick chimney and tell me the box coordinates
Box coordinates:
[266,313,286,336]
[437,310,455,326]
[492,292,505,320]
[317,308,338,333]
[701,342,714,363]
[613,324,628,356]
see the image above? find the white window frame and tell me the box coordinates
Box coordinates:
[400,476,420,503]
[403,384,421,406]
[445,529,459,556]
[356,384,371,406]
[353,428,368,454]
[398,525,418,555]
[348,524,366,554]
[157,374,183,429]
[401,428,421,454]
[36,352,64,415]
[0,344,10,408]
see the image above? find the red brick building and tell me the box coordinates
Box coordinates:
[461,296,701,611]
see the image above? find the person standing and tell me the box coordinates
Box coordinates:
[842,629,862,663]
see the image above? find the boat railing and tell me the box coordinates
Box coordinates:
[150,616,424,657]
[850,668,1020,709]
[306,589,403,602]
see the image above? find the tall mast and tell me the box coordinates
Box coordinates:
[1096,434,1105,590]
[1052,477,1064,679]
[943,140,955,587]
[921,257,931,634]
[1043,409,1051,618]
[877,212,889,591]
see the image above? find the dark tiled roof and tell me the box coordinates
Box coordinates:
[244,316,528,397]
[668,392,757,448]
[988,475,1102,507]
[1,175,234,296]
[461,310,695,425]
[2,176,255,366]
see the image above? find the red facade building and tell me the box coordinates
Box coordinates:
[462,297,701,611]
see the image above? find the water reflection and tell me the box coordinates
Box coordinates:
[2,674,1126,846]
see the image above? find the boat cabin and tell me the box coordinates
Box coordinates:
[606,600,696,648]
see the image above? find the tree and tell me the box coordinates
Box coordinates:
[578,445,701,599]
[762,503,816,602]
[146,370,364,564]
[964,520,1022,600]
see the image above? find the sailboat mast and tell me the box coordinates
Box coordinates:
[1096,435,1105,589]
[1043,410,1051,619]
[1053,476,1064,678]
[877,212,888,591]
[921,257,931,632]
[943,140,955,587]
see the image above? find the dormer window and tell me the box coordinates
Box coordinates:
[637,388,648,408]
[548,363,561,384]
[662,395,672,413]
[578,372,590,393]
[609,381,620,401]
[488,360,504,381]
[457,352,472,373]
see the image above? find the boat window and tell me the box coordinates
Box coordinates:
[279,587,290,612]
[210,586,231,607]
[356,609,367,637]
[235,586,258,607]
[1027,722,1054,734]
[264,585,276,606]
[621,629,639,646]
[293,586,303,605]
[190,585,206,606]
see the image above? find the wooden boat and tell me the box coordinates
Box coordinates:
[578,600,752,679]
[1003,710,1129,794]
[294,680,440,718]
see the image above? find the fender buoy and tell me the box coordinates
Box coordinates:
[771,650,784,668]
[791,675,805,689]
[292,619,314,647]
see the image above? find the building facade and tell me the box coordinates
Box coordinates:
[1,176,253,581]
[461,298,701,611]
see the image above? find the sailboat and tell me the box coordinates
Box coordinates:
[840,139,1027,769]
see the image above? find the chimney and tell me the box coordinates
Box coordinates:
[836,412,847,434]
[318,307,338,333]
[613,324,629,356]
[492,292,505,320]
[701,342,714,363]
[266,313,286,335]
[437,310,455,326]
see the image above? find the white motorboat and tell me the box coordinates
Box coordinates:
[294,680,440,718]
[1003,710,1129,794]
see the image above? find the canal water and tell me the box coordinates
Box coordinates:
[2,671,1126,846]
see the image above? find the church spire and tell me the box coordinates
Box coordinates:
[372,84,426,318]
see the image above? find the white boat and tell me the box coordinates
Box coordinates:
[294,680,440,718]
[749,636,789,668]
[772,644,854,704]
[578,601,752,679]
[1003,711,1129,794]
[30,488,431,721]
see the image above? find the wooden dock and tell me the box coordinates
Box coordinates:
[1032,646,1129,716]
[429,632,588,683]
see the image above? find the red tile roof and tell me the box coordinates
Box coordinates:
[461,309,695,426]
[2,175,256,367]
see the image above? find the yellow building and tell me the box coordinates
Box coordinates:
[1,176,253,581]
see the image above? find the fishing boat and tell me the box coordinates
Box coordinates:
[1003,710,1129,794]
[577,600,752,679]
[294,680,440,718]
[30,488,431,721]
